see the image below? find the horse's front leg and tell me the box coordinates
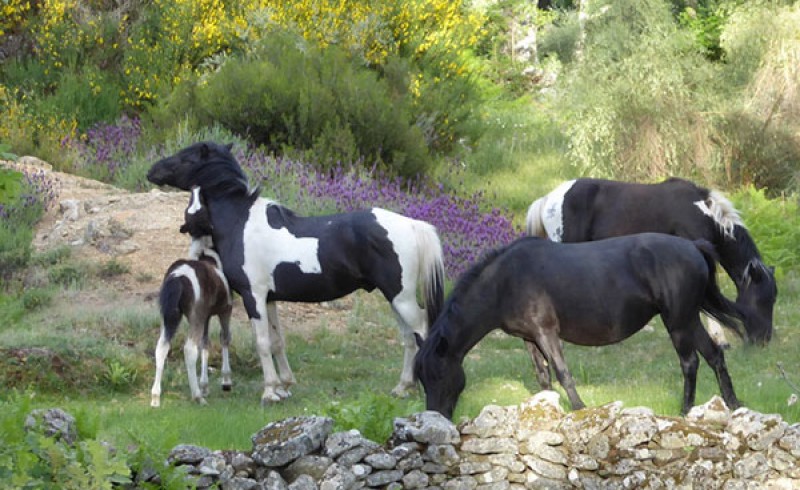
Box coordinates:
[525,340,553,391]
[267,302,296,395]
[391,295,426,397]
[244,289,290,405]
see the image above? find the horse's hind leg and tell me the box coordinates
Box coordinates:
[150,324,172,408]
[219,308,233,391]
[525,340,553,391]
[390,292,426,397]
[267,302,296,395]
[199,319,211,397]
[184,315,207,404]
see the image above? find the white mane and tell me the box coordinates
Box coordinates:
[694,190,745,239]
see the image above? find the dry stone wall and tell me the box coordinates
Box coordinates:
[151,392,799,489]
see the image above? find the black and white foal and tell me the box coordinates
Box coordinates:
[150,186,233,407]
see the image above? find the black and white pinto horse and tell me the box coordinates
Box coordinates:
[414,234,745,420]
[147,142,445,405]
[151,186,233,407]
[526,178,776,348]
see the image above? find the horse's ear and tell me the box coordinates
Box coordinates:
[225,143,233,151]
[200,143,210,158]
[414,332,424,348]
[746,261,765,283]
[179,224,189,234]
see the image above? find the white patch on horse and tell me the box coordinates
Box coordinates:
[170,264,202,302]
[187,187,202,214]
[371,207,405,275]
[542,180,576,242]
[242,200,322,293]
[693,190,744,239]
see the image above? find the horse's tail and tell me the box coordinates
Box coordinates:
[526,197,547,237]
[159,274,186,342]
[414,222,445,332]
[694,240,746,339]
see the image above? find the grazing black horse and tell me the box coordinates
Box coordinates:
[414,234,745,420]
[526,177,776,346]
[147,142,445,405]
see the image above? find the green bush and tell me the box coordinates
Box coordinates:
[732,186,800,273]
[183,32,432,177]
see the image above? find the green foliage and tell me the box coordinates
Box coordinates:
[731,186,800,272]
[0,168,22,206]
[21,288,53,312]
[98,259,130,279]
[0,392,132,489]
[48,264,88,289]
[183,33,431,177]
[324,392,421,443]
[102,360,139,393]
[559,0,720,181]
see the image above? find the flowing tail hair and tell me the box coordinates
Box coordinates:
[159,275,187,343]
[694,240,746,340]
[413,221,446,333]
[526,197,548,237]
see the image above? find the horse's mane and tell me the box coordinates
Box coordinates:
[430,237,540,338]
[181,142,261,198]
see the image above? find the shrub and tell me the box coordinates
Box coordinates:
[190,33,432,177]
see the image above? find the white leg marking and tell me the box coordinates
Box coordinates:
[183,337,206,404]
[150,327,171,408]
[200,342,210,397]
[391,292,426,397]
[267,302,296,394]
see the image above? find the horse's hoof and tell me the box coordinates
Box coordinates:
[391,385,416,398]
[222,383,233,392]
[719,343,731,350]
[276,386,292,399]
[194,397,208,405]
[150,397,161,408]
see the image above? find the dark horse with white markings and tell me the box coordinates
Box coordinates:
[414,234,745,419]
[148,142,445,405]
[526,178,776,347]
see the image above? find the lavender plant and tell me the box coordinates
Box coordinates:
[67,121,522,279]
[237,149,523,279]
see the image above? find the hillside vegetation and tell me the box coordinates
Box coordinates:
[1,0,799,486]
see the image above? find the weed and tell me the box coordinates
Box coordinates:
[102,360,138,393]
[99,259,130,278]
[48,263,87,289]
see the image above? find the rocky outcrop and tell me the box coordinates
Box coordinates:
[148,392,799,489]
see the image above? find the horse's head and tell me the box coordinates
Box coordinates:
[737,260,777,345]
[413,328,465,420]
[147,142,248,195]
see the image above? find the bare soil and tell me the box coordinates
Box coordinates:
[9,156,355,335]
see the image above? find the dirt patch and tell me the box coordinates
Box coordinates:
[6,157,355,336]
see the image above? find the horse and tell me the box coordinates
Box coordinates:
[525,177,776,348]
[414,233,745,420]
[150,186,233,407]
[147,142,445,405]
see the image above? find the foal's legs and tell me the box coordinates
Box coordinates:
[184,314,208,404]
[267,301,296,395]
[150,324,172,408]
[219,307,233,391]
[390,291,427,397]
[199,319,211,397]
